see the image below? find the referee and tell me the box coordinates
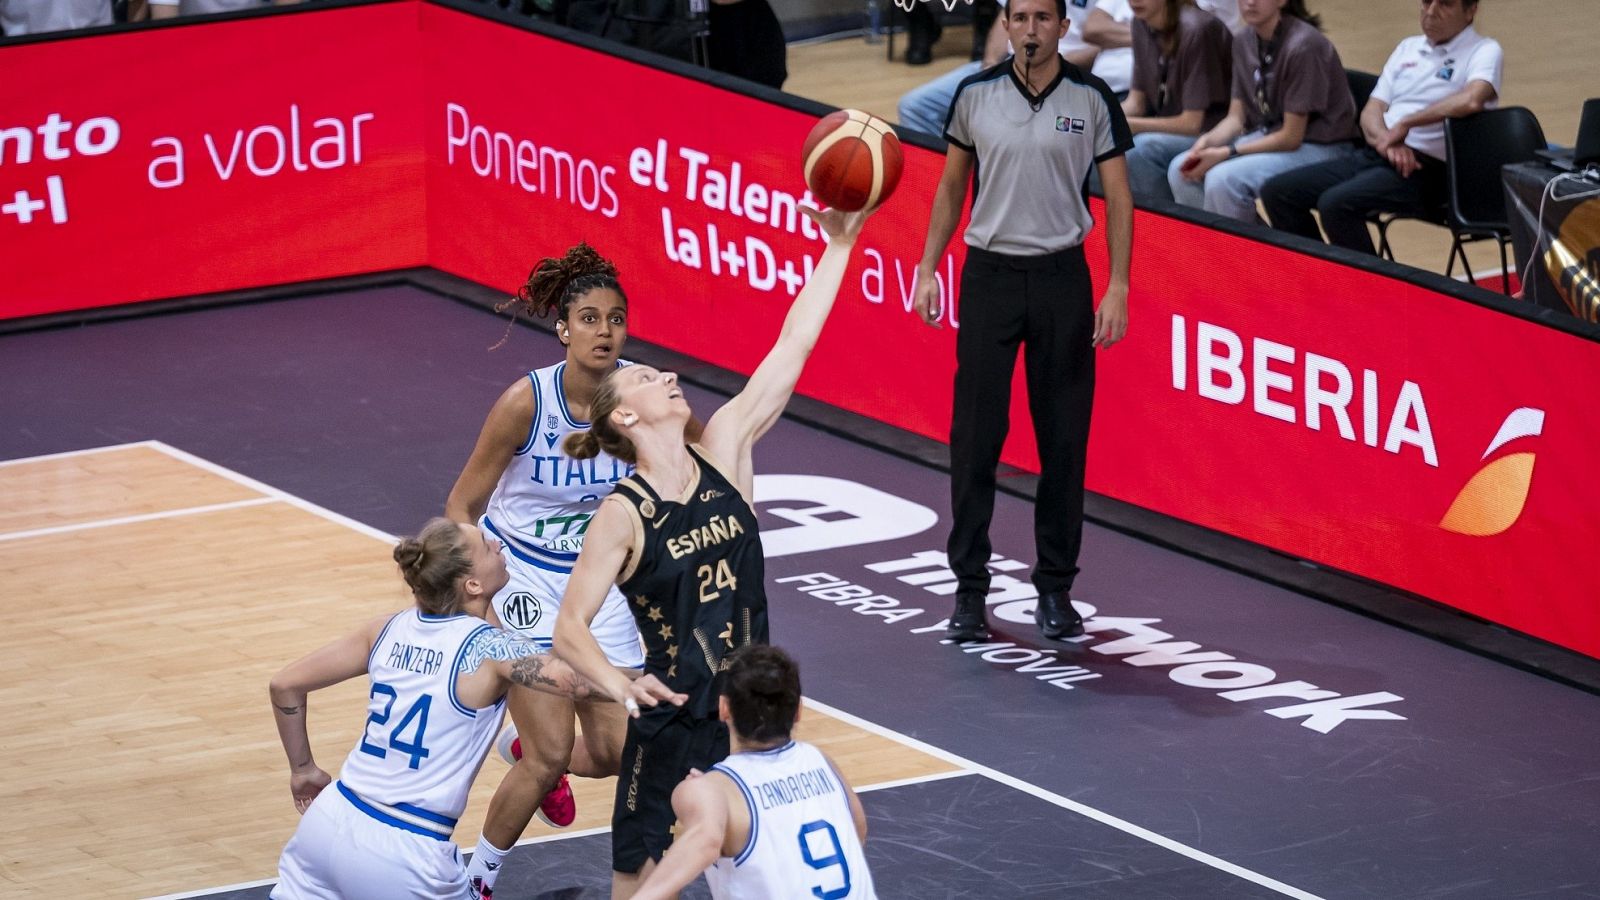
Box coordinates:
[913,0,1133,644]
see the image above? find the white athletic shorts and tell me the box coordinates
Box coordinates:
[272,783,469,900]
[484,525,645,670]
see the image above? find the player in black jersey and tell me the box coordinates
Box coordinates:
[552,203,874,899]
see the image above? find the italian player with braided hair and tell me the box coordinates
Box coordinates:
[446,243,682,898]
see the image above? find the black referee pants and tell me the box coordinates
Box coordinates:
[1260,145,1448,256]
[949,245,1095,597]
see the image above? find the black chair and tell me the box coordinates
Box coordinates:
[1442,107,1547,294]
[1346,68,1379,110]
[1344,69,1454,261]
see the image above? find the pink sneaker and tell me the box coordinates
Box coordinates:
[495,726,522,765]
[535,773,577,828]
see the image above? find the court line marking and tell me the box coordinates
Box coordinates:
[804,697,1324,900]
[148,440,398,544]
[0,440,156,469]
[0,497,278,543]
[110,441,1322,900]
[850,766,976,794]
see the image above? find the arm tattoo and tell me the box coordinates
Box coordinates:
[460,626,547,674]
[509,655,562,690]
[508,653,597,700]
[276,704,302,716]
[463,626,595,699]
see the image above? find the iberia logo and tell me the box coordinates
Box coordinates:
[1439,407,1545,536]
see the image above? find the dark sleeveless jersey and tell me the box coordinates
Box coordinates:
[610,445,769,731]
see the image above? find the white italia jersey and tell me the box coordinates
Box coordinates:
[336,610,506,835]
[485,360,635,573]
[482,360,643,667]
[706,741,877,900]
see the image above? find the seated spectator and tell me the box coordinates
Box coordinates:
[897,0,1102,138]
[1080,0,1135,94]
[0,0,111,35]
[1120,0,1232,201]
[1170,0,1355,223]
[1261,0,1501,254]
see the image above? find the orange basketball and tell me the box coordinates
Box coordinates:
[801,109,903,212]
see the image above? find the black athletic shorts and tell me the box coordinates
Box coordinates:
[611,711,730,873]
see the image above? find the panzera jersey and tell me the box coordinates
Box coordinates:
[336,611,505,838]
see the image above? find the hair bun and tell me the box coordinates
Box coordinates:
[393,539,427,576]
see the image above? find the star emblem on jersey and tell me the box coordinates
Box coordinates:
[647,606,664,622]
[634,594,650,608]
[639,499,657,520]
[667,664,677,678]
[659,624,674,641]
[666,644,678,658]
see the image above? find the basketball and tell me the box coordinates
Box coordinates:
[801,109,904,212]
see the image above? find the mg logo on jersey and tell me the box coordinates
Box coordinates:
[501,592,543,631]
[1440,407,1546,536]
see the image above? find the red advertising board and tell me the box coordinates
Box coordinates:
[5,1,1599,659]
[0,4,426,317]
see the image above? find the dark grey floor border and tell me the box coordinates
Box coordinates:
[11,266,1600,694]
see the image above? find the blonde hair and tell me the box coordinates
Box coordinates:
[392,517,473,616]
[563,368,638,464]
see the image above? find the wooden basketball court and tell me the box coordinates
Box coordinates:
[0,442,960,898]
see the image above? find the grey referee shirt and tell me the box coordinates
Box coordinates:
[945,58,1133,256]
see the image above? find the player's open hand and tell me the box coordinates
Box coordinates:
[623,674,689,718]
[800,205,873,247]
[290,765,332,814]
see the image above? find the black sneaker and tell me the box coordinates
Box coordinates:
[1036,591,1084,640]
[947,592,991,641]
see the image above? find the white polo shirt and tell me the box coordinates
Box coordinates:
[1196,0,1241,32]
[1055,0,1133,94]
[1371,25,1504,161]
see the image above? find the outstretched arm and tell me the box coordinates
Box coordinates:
[268,614,387,812]
[451,627,686,710]
[552,497,686,716]
[699,205,873,469]
[445,380,533,524]
[632,775,733,900]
